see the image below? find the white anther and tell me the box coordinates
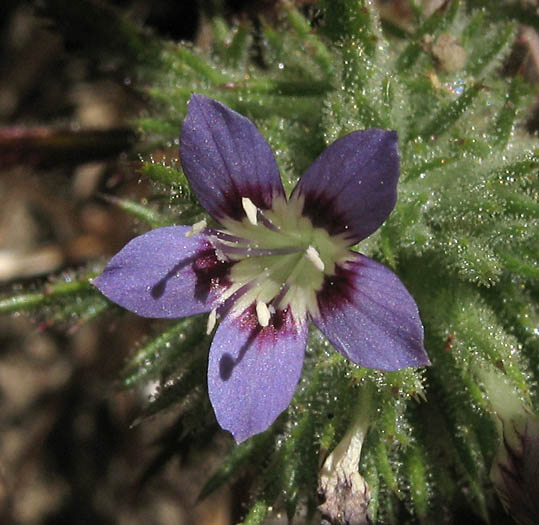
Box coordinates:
[185,219,207,238]
[256,300,271,327]
[206,308,217,334]
[209,235,229,262]
[215,249,228,262]
[306,245,325,272]
[241,197,258,226]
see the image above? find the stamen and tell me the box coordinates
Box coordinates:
[306,245,325,272]
[185,219,207,238]
[203,228,245,243]
[214,249,228,262]
[211,239,302,258]
[271,283,290,310]
[257,210,280,232]
[215,256,293,320]
[206,308,217,334]
[217,281,257,318]
[241,197,258,226]
[256,300,271,327]
[209,235,229,262]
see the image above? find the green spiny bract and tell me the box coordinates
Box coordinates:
[2,1,538,523]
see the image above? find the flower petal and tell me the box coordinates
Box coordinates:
[180,94,285,222]
[208,306,307,442]
[312,253,429,370]
[93,226,231,318]
[291,130,400,244]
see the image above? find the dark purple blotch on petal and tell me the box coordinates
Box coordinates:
[292,130,400,245]
[316,258,357,309]
[191,246,233,303]
[208,305,307,442]
[218,305,300,380]
[313,253,429,371]
[180,94,286,222]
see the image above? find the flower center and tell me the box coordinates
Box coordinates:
[190,196,351,331]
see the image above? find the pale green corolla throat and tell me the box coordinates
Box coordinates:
[186,196,351,333]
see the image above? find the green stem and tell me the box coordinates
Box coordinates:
[0,276,98,314]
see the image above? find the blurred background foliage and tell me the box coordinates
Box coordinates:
[0,0,537,523]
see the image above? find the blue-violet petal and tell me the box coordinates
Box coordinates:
[208,306,307,442]
[291,130,399,244]
[180,94,286,222]
[93,226,230,318]
[312,253,429,370]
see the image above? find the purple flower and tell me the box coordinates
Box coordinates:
[94,94,430,442]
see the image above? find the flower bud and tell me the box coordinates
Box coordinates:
[318,396,371,525]
[479,367,539,525]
